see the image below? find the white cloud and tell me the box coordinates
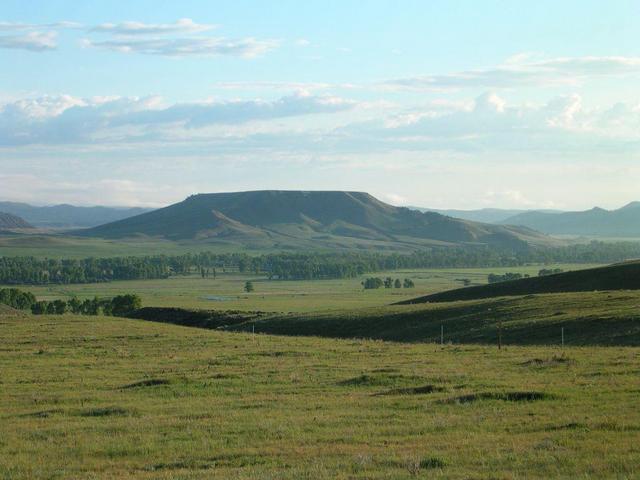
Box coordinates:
[0,173,186,207]
[0,21,82,31]
[81,35,279,57]
[0,31,57,51]
[385,55,640,90]
[211,81,358,92]
[0,92,356,145]
[90,18,216,35]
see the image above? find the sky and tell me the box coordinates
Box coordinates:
[1,0,640,210]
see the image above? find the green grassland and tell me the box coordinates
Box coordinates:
[1,314,638,479]
[222,290,640,346]
[398,261,640,305]
[8,264,600,313]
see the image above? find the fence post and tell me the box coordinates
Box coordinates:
[561,327,564,347]
[441,324,444,347]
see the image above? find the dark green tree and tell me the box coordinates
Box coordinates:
[52,299,67,315]
[31,301,48,315]
[109,294,141,317]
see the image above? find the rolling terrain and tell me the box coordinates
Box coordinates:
[79,190,557,250]
[0,201,151,228]
[499,201,640,237]
[1,313,638,479]
[129,290,640,346]
[396,261,640,304]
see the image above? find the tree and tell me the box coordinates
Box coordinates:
[31,301,48,315]
[68,297,82,314]
[403,278,415,288]
[52,299,67,315]
[244,281,254,293]
[81,297,100,315]
[110,294,142,317]
[362,277,383,289]
[394,278,402,288]
[384,277,393,288]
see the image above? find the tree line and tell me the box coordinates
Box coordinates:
[1,241,639,285]
[0,287,141,317]
[487,268,565,284]
[362,277,415,289]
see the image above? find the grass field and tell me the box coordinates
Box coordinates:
[8,264,601,313]
[2,314,639,479]
[220,290,640,346]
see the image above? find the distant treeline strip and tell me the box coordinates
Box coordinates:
[0,287,141,316]
[1,241,640,285]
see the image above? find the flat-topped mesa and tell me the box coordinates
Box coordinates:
[78,190,557,249]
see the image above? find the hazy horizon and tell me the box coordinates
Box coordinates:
[2,0,640,210]
[0,191,638,213]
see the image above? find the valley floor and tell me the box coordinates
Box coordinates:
[1,314,638,479]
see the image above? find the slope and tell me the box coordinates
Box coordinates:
[129,289,640,346]
[395,261,640,304]
[0,212,32,230]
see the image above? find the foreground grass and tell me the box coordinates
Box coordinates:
[1,314,639,478]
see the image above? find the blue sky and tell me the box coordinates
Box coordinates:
[1,0,640,208]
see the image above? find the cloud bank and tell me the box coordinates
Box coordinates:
[0,92,356,145]
[385,56,640,90]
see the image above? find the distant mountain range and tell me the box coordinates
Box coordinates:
[0,212,32,230]
[497,202,640,237]
[0,202,152,228]
[79,190,557,250]
[411,207,530,224]
[411,202,640,237]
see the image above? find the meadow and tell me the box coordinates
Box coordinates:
[10,264,600,313]
[1,313,638,479]
[3,261,639,478]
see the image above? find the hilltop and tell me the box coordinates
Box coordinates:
[395,261,640,304]
[499,202,640,237]
[79,190,557,250]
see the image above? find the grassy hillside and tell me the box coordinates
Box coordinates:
[131,290,640,346]
[79,190,557,250]
[397,261,640,304]
[2,314,638,478]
